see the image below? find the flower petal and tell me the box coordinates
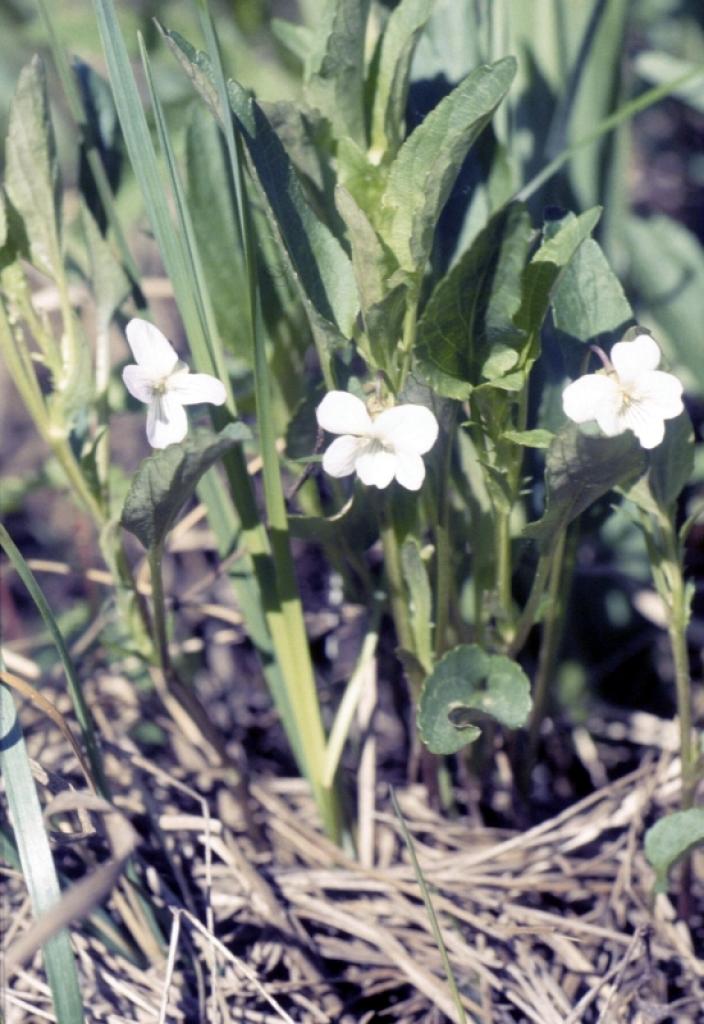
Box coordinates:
[146,393,188,449]
[322,435,363,478]
[620,402,666,449]
[126,319,180,377]
[636,370,684,420]
[168,371,227,406]
[355,449,397,489]
[394,451,426,491]
[372,404,439,454]
[610,334,660,383]
[122,365,154,404]
[316,391,372,436]
[562,373,619,424]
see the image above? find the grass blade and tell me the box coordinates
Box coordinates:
[517,66,704,202]
[193,0,341,838]
[0,677,85,1023]
[0,523,106,796]
[390,787,470,1024]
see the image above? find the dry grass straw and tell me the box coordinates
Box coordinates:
[2,693,703,1023]
[2,518,702,1022]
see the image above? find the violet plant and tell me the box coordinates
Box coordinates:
[0,14,702,1005]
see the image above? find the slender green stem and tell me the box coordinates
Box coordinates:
[663,523,696,809]
[670,616,694,808]
[52,438,105,526]
[434,410,456,660]
[147,546,171,677]
[380,505,425,699]
[527,527,567,752]
[508,550,554,659]
[495,509,513,638]
[397,294,419,393]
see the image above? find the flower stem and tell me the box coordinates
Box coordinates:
[664,525,696,809]
[433,409,456,660]
[379,507,416,665]
[397,294,419,393]
[508,551,553,658]
[527,527,568,754]
[148,545,171,677]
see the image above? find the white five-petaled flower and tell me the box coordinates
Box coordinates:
[122,318,227,449]
[316,391,439,491]
[562,334,684,450]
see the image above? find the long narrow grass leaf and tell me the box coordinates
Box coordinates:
[89,0,299,755]
[0,524,107,795]
[517,67,704,202]
[390,787,470,1023]
[193,2,339,836]
[0,678,85,1023]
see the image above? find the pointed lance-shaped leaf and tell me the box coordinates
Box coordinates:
[378,56,517,273]
[370,0,435,156]
[304,0,371,146]
[5,56,62,277]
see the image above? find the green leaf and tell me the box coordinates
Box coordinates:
[4,56,62,277]
[335,184,406,369]
[379,56,517,272]
[304,0,370,145]
[551,235,632,341]
[270,18,313,66]
[415,203,532,398]
[121,424,251,551]
[0,524,106,795]
[625,215,704,397]
[82,205,130,330]
[502,428,555,449]
[370,0,435,156]
[524,425,647,550]
[185,104,246,346]
[225,77,359,349]
[648,411,695,511]
[563,0,630,210]
[514,207,602,340]
[0,682,85,1024]
[418,644,532,755]
[401,538,433,673]
[645,809,704,893]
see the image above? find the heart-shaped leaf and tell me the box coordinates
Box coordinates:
[645,809,704,893]
[121,423,250,551]
[418,644,532,754]
[524,425,646,550]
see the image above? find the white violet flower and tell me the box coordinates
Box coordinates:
[562,334,684,450]
[316,391,439,491]
[122,318,227,449]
